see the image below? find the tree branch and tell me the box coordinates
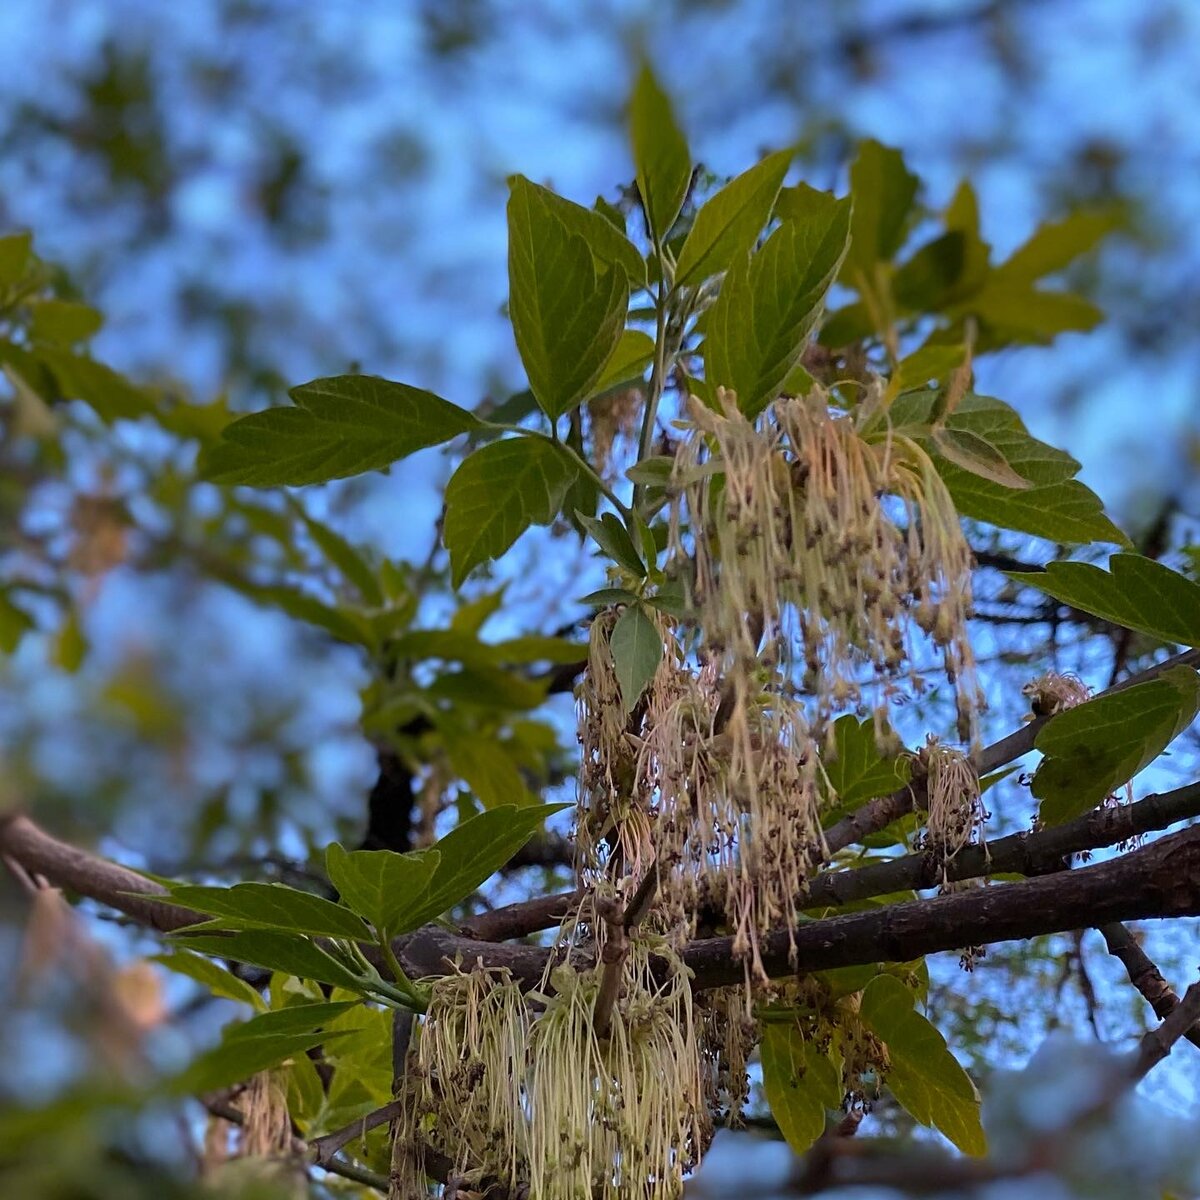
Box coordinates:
[822,646,1200,856]
[1098,921,1200,1052]
[808,778,1200,908]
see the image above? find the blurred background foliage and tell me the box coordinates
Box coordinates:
[0,1,1198,1195]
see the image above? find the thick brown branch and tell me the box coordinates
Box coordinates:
[9,813,1200,998]
[679,825,1200,990]
[808,779,1200,908]
[0,812,201,932]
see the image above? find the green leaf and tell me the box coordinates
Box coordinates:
[200,375,480,487]
[38,349,155,422]
[443,436,577,586]
[170,930,367,992]
[675,148,793,285]
[962,281,1103,341]
[592,329,654,394]
[609,603,662,711]
[507,176,631,420]
[297,510,384,607]
[0,590,35,654]
[629,62,691,244]
[402,803,571,927]
[860,975,986,1156]
[29,300,103,346]
[888,391,1128,546]
[578,587,640,607]
[892,232,973,310]
[705,200,852,418]
[774,182,840,226]
[930,427,1033,490]
[427,663,548,710]
[760,1022,843,1155]
[1006,555,1200,647]
[450,587,507,634]
[998,209,1120,282]
[151,950,267,1011]
[169,1002,360,1095]
[624,456,674,487]
[324,843,441,935]
[823,716,910,808]
[844,140,919,277]
[895,343,967,391]
[519,178,645,287]
[226,579,375,646]
[444,732,532,809]
[163,881,371,941]
[53,610,88,673]
[0,231,32,285]
[577,511,646,575]
[1032,666,1200,825]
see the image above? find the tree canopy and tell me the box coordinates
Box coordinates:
[1,39,1199,1200]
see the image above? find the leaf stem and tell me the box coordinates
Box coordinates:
[634,279,670,511]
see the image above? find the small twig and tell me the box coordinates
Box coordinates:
[1130,980,1200,1081]
[200,1092,390,1193]
[309,1099,406,1168]
[1099,922,1200,1052]
[593,864,661,1039]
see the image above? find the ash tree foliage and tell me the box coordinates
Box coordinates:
[3,62,1200,1200]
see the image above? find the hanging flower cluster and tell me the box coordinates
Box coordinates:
[674,386,981,743]
[391,940,711,1200]
[577,384,985,974]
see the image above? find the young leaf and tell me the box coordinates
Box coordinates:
[224,579,376,647]
[577,511,646,575]
[675,147,793,285]
[296,510,384,607]
[997,209,1120,283]
[200,375,481,487]
[29,300,104,346]
[324,843,441,935]
[443,437,578,587]
[507,176,631,420]
[760,1022,843,1155]
[592,329,654,394]
[443,732,532,810]
[0,589,35,654]
[37,349,155,422]
[401,803,572,928]
[930,427,1033,490]
[1032,666,1200,825]
[628,62,692,244]
[0,231,32,285]
[170,930,367,992]
[426,663,548,710]
[888,391,1128,547]
[844,140,919,277]
[578,587,640,607]
[162,881,371,941]
[609,603,662,711]
[860,975,986,1156]
[168,1002,361,1095]
[1006,555,1200,648]
[519,178,646,287]
[705,199,852,418]
[963,282,1103,342]
[171,1029,353,1096]
[822,716,911,809]
[151,950,267,1011]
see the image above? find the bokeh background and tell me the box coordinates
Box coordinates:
[1,2,1199,1196]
